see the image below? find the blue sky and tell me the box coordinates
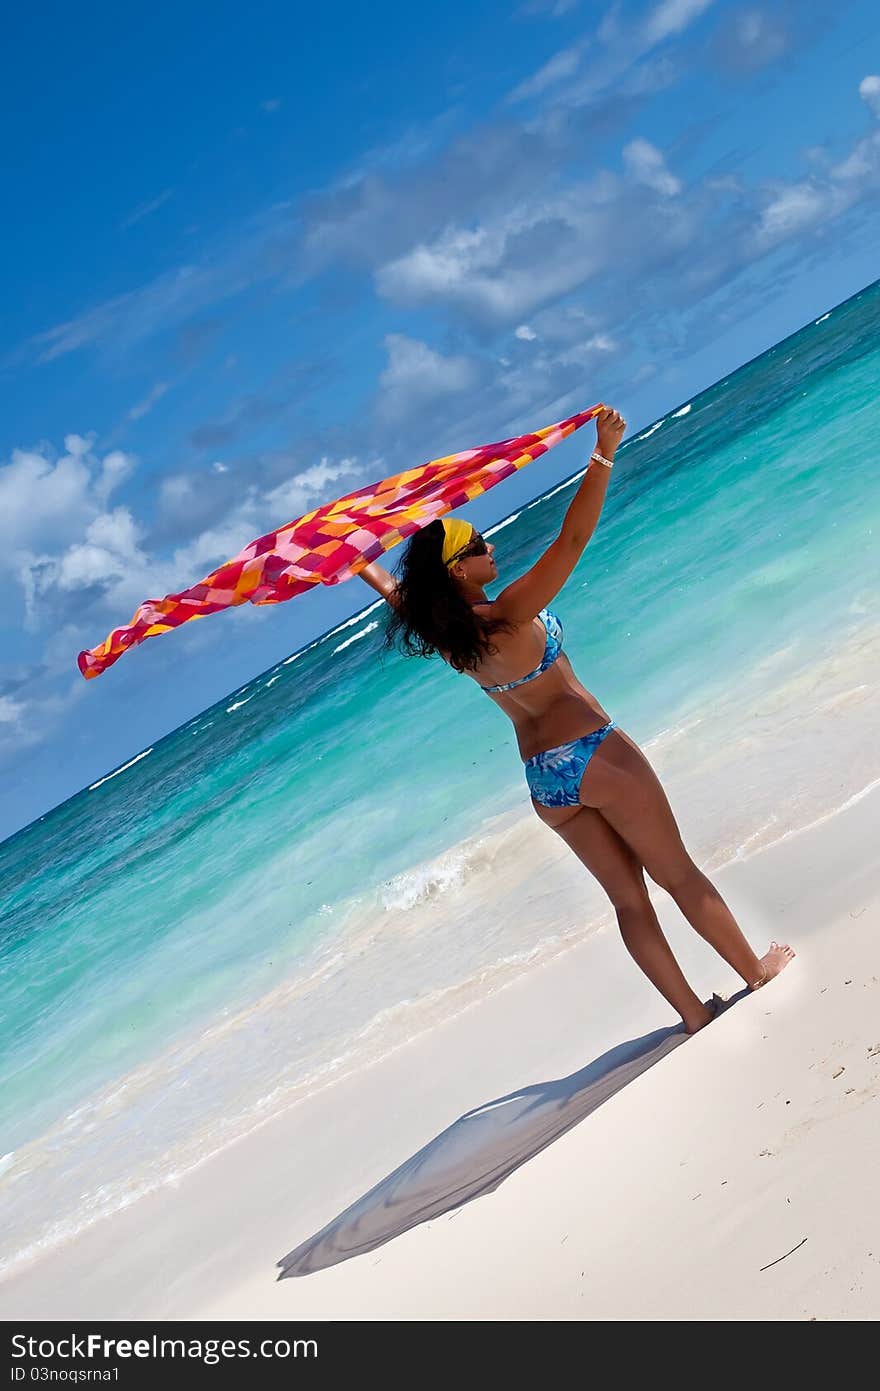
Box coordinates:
[3,0,880,839]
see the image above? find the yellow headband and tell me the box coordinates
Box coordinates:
[441,517,475,567]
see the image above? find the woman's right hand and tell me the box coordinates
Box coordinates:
[596,406,627,458]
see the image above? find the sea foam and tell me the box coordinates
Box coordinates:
[88,748,153,791]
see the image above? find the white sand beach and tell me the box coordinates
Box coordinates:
[2,776,878,1322]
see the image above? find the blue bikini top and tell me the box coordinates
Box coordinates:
[474,605,564,694]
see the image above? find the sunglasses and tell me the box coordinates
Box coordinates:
[450,533,489,563]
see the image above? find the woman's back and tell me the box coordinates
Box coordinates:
[465,604,561,691]
[455,602,612,761]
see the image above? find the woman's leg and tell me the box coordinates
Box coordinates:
[577,729,795,987]
[533,799,713,1032]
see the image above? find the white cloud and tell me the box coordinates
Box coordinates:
[731,9,787,61]
[18,507,154,629]
[369,69,858,302]
[376,195,609,322]
[96,450,136,503]
[514,0,712,110]
[515,324,538,340]
[128,381,170,421]
[527,301,603,344]
[623,138,682,195]
[0,439,135,560]
[56,544,126,592]
[80,508,143,560]
[27,261,248,364]
[154,455,364,589]
[832,130,880,183]
[642,0,714,46]
[0,695,25,725]
[509,46,583,102]
[597,3,623,43]
[169,508,263,579]
[705,173,746,192]
[753,182,828,246]
[158,474,195,513]
[57,510,144,591]
[632,362,658,385]
[156,458,363,589]
[585,333,617,352]
[64,433,93,457]
[1,430,366,641]
[0,662,89,767]
[378,227,487,302]
[859,75,880,120]
[375,156,697,324]
[263,457,361,518]
[543,331,620,368]
[753,84,880,251]
[120,188,173,230]
[378,334,479,420]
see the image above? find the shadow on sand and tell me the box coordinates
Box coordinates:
[277,991,741,1278]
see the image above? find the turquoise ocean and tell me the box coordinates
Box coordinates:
[1,282,878,1275]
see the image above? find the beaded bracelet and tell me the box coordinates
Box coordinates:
[590,451,614,469]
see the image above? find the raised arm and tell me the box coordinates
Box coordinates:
[490,406,626,623]
[357,559,400,608]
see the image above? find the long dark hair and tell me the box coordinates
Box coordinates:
[382,520,514,674]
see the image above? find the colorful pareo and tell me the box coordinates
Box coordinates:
[77,406,603,679]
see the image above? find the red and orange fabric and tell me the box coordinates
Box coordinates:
[77,405,603,679]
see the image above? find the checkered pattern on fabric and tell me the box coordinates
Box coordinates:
[77,405,603,679]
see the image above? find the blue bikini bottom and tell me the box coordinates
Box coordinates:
[525,720,617,808]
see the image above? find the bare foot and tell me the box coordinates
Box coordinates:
[750,940,796,990]
[683,996,722,1035]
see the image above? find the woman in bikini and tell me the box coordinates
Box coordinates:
[359,406,793,1032]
